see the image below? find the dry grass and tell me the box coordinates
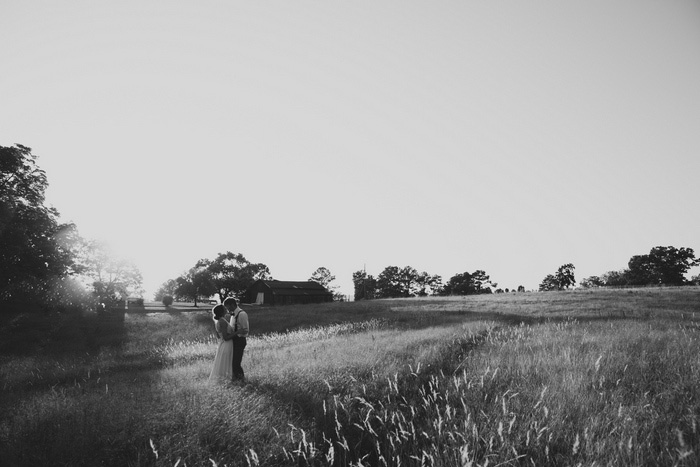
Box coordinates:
[1,287,699,465]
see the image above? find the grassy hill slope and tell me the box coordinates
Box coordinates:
[1,287,699,466]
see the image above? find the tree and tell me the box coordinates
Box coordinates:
[396,266,419,297]
[442,270,494,296]
[74,240,143,304]
[154,279,178,301]
[374,266,434,298]
[415,272,442,296]
[375,266,420,298]
[539,263,576,291]
[471,270,493,293]
[309,267,336,291]
[207,252,271,301]
[376,266,403,298]
[174,262,216,306]
[0,145,77,303]
[626,246,699,286]
[556,263,576,289]
[443,271,474,295]
[352,270,377,301]
[601,270,629,287]
[538,274,559,292]
[580,276,605,288]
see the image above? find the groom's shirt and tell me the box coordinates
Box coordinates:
[230,307,249,337]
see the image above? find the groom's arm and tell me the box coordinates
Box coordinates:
[236,312,249,337]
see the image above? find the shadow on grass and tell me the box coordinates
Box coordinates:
[0,308,128,357]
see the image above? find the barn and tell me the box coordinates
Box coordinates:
[244,280,333,306]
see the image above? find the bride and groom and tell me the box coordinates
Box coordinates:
[209,297,249,383]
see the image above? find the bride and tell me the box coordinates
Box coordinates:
[208,304,234,382]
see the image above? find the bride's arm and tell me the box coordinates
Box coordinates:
[221,320,234,341]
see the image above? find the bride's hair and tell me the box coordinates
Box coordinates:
[211,304,226,321]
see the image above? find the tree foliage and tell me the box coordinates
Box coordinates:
[171,252,270,305]
[352,270,377,301]
[374,266,441,298]
[309,267,336,290]
[174,262,216,307]
[0,145,79,304]
[601,270,629,287]
[626,246,699,286]
[539,263,576,291]
[154,279,178,301]
[208,252,270,301]
[415,271,442,296]
[376,266,409,298]
[538,274,559,292]
[580,275,605,288]
[586,246,699,288]
[442,270,494,295]
[73,239,143,304]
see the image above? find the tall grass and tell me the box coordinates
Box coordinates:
[276,319,700,466]
[2,288,700,465]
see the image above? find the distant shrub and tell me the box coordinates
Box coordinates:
[162,295,174,307]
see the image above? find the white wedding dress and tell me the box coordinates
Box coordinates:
[209,319,234,382]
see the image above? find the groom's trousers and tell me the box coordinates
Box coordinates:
[232,336,247,381]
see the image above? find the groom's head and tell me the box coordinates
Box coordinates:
[223,297,238,312]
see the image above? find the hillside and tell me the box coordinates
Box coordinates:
[1,287,699,466]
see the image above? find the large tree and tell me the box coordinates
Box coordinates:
[0,145,77,303]
[174,262,216,307]
[442,270,494,295]
[207,252,271,301]
[539,263,576,291]
[626,246,699,286]
[556,263,576,289]
[376,266,405,298]
[376,266,423,298]
[443,271,474,295]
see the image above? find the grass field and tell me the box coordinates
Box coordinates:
[1,287,700,466]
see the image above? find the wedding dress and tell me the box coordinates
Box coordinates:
[209,319,234,382]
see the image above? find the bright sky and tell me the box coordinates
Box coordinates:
[3,1,700,298]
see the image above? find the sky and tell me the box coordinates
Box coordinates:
[2,0,700,298]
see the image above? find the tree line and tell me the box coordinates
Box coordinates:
[355,245,700,301]
[153,252,271,306]
[154,260,342,305]
[578,246,700,288]
[537,246,700,292]
[1,145,143,311]
[1,144,341,310]
[352,266,508,300]
[4,144,698,312]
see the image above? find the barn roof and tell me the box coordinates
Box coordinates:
[254,280,331,295]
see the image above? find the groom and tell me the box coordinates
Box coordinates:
[223,297,249,382]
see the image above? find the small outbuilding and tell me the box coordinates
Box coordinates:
[244,280,333,306]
